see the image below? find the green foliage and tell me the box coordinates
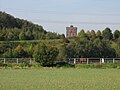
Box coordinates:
[33,44,48,66]
[74,37,91,58]
[75,63,120,69]
[0,44,8,54]
[92,39,116,58]
[0,63,7,67]
[3,48,13,58]
[102,27,113,40]
[114,30,120,40]
[96,30,102,39]
[0,11,64,41]
[55,62,74,68]
[78,29,87,38]
[96,30,101,37]
[66,43,76,58]
[57,44,67,61]
[19,32,26,40]
[0,63,42,68]
[47,46,59,65]
[13,45,27,58]
[27,44,34,57]
[111,42,120,57]
[0,11,19,29]
[90,30,96,41]
[1,11,120,62]
[33,43,59,66]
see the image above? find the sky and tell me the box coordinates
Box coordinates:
[1,0,120,34]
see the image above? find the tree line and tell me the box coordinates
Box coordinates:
[1,11,120,66]
[67,27,120,58]
[0,27,120,66]
[0,11,65,40]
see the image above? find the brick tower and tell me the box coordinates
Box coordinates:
[66,25,77,38]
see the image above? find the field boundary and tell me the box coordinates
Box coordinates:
[0,58,120,65]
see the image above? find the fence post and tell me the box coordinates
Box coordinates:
[17,58,18,64]
[100,58,101,64]
[4,58,5,64]
[87,58,89,64]
[74,58,76,64]
[113,58,115,63]
[102,58,104,63]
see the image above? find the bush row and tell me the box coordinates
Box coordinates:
[75,63,120,69]
[0,63,120,69]
[0,63,41,69]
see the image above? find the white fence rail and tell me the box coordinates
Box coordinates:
[0,58,120,65]
[67,58,120,64]
[0,58,36,64]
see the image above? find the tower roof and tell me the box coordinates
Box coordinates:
[70,25,73,27]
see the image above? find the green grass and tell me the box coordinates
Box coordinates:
[0,68,120,90]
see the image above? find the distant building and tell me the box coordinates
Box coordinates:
[66,25,77,38]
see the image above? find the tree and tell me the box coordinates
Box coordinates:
[7,32,14,40]
[19,32,26,40]
[64,38,69,43]
[86,30,91,39]
[90,30,96,41]
[78,29,87,38]
[111,42,120,58]
[45,32,58,39]
[33,44,47,66]
[66,43,76,58]
[47,46,59,66]
[60,34,65,39]
[0,44,8,54]
[99,40,115,58]
[75,37,90,58]
[3,48,13,58]
[102,27,113,40]
[0,11,64,41]
[13,45,26,58]
[0,29,5,40]
[27,44,34,58]
[114,30,120,40]
[33,43,59,66]
[25,30,34,40]
[57,44,67,61]
[96,30,102,39]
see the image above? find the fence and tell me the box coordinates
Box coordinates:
[0,58,36,64]
[0,58,120,65]
[67,58,120,64]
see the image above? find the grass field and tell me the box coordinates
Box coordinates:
[0,68,120,90]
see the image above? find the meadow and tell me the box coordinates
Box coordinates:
[0,68,120,90]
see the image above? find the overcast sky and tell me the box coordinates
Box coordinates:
[1,0,120,34]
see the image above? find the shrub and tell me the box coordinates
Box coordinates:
[33,43,59,66]
[75,63,120,69]
[0,63,7,67]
